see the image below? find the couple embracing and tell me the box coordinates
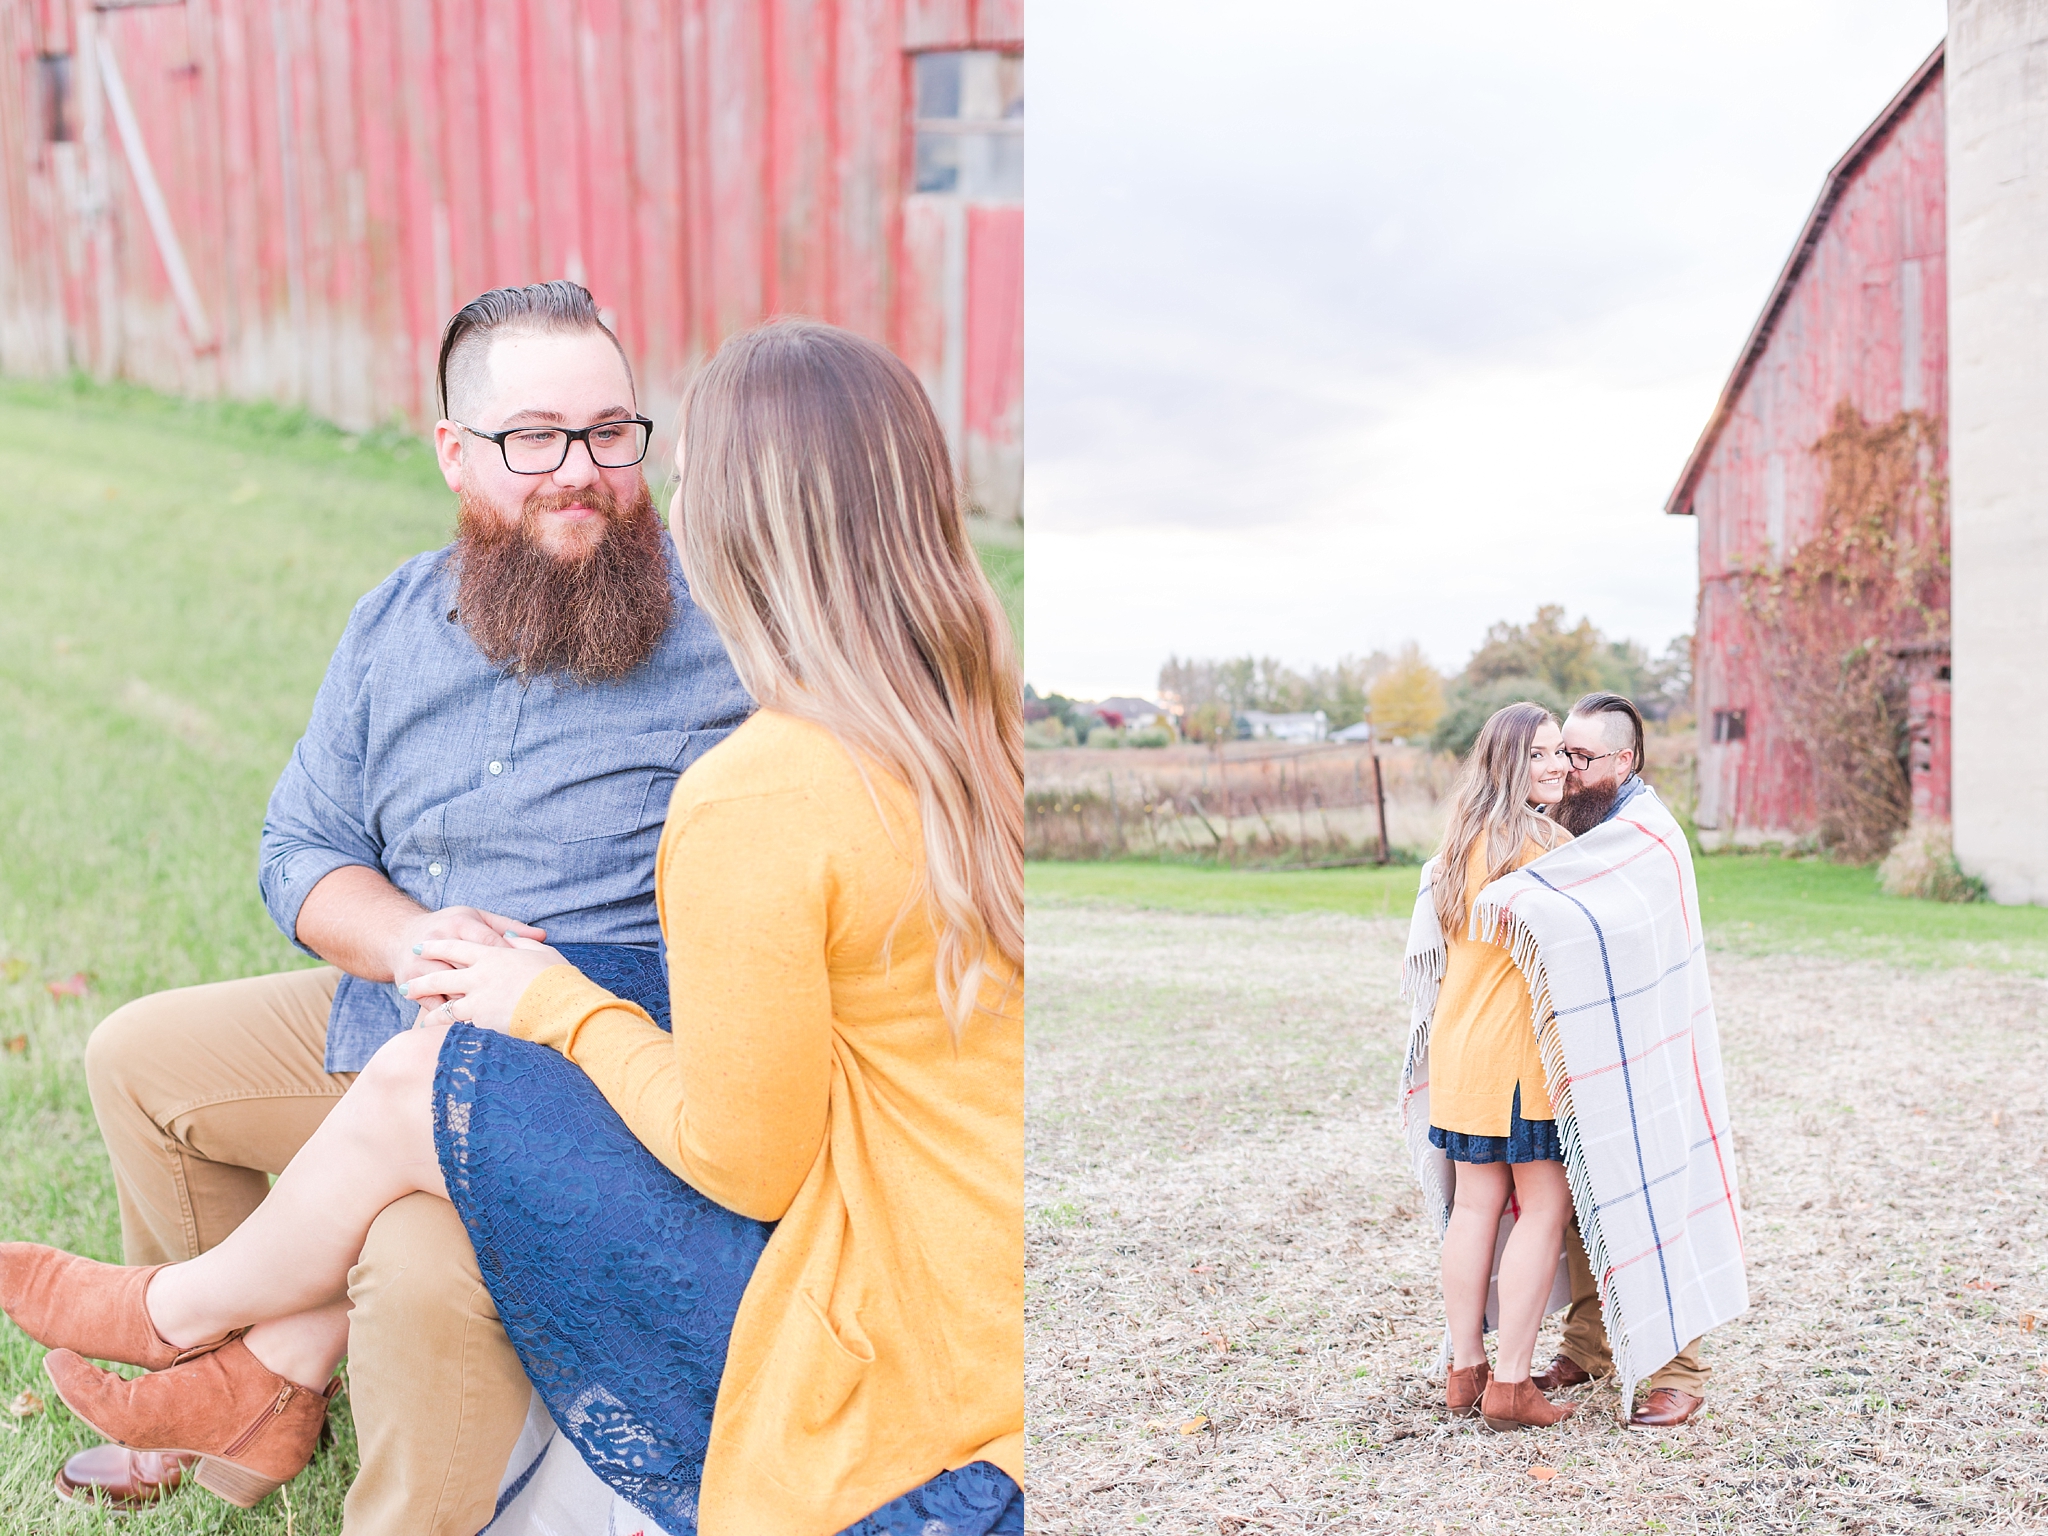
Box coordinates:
[0,285,1023,1535]
[1400,694,1749,1432]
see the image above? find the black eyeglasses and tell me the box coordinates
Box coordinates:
[1565,749,1622,770]
[459,417,654,475]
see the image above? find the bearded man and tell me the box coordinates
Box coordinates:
[65,282,750,1527]
[1536,690,1711,1427]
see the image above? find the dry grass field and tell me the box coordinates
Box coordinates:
[1026,902,2048,1534]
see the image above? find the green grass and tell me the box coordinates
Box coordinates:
[1027,853,2048,974]
[0,373,1020,1530]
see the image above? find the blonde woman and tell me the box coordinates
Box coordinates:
[0,321,1024,1535]
[1428,702,1575,1432]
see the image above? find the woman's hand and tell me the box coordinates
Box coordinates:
[405,935,568,1034]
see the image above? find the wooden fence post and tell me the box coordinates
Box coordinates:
[1371,744,1391,865]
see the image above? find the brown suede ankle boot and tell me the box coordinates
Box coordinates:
[43,1339,338,1508]
[0,1244,240,1370]
[1479,1376,1577,1432]
[1446,1361,1491,1417]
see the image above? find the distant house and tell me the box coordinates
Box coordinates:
[1095,696,1171,731]
[1240,710,1329,744]
[1330,721,1374,745]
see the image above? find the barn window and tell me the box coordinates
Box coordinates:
[912,50,1022,202]
[38,55,73,144]
[1712,709,1748,744]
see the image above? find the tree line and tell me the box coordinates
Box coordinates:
[1158,606,1692,754]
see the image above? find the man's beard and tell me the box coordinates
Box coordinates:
[1553,778,1622,837]
[451,480,673,683]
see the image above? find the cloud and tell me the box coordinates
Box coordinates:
[1024,0,1948,695]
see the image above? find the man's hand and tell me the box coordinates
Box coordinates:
[295,866,546,1011]
[392,908,548,1008]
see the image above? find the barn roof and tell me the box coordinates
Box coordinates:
[1663,41,1946,517]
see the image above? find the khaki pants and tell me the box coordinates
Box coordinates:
[1559,1218,1709,1398]
[84,968,530,1535]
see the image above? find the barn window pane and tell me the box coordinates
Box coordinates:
[39,55,72,144]
[1712,709,1748,744]
[913,50,1022,202]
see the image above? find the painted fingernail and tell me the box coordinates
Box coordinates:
[505,929,518,941]
[412,943,424,955]
[399,980,412,996]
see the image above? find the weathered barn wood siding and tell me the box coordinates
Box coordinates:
[1668,50,1946,844]
[0,0,1022,514]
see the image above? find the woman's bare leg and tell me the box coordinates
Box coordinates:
[142,1026,451,1377]
[1440,1160,1509,1370]
[1490,1158,1571,1384]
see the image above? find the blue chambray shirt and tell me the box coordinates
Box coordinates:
[259,536,752,1072]
[1601,773,1650,824]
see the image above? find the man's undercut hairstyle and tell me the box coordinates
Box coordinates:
[1570,691,1646,772]
[436,281,633,422]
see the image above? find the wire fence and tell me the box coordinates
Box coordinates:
[1025,744,1457,867]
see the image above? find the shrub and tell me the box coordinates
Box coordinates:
[1025,717,1077,749]
[1429,676,1571,757]
[1876,818,1984,902]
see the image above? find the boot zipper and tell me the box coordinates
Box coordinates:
[219,1385,296,1461]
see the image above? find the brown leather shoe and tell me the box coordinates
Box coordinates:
[54,1444,199,1509]
[44,1339,338,1508]
[1479,1376,1577,1431]
[1445,1361,1491,1417]
[1629,1388,1703,1428]
[0,1244,240,1370]
[1531,1353,1595,1391]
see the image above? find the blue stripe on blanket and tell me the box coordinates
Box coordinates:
[1525,867,1683,1355]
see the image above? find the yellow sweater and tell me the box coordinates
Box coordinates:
[1427,834,1569,1136]
[508,710,1023,1535]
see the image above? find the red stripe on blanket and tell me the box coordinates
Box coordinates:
[1566,1024,1691,1083]
[1690,1038,1743,1261]
[1602,1226,1690,1277]
[1498,815,1696,951]
[1615,815,1694,947]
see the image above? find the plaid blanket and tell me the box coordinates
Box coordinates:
[1398,784,1747,1402]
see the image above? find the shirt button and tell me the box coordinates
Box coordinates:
[488,761,503,775]
[429,863,443,877]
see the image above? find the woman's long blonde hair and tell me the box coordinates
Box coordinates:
[1432,702,1568,935]
[675,319,1023,1033]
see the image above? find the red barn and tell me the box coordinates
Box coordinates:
[0,0,1023,517]
[1664,44,1948,848]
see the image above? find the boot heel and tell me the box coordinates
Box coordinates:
[193,1456,282,1508]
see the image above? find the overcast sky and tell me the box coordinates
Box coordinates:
[1023,0,1949,700]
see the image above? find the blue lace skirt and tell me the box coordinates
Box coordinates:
[431,947,1022,1536]
[1428,1084,1562,1165]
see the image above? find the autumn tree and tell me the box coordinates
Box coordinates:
[1366,643,1446,739]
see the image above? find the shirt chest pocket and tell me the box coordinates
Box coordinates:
[535,730,695,844]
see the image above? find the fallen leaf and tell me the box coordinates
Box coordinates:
[1,958,27,984]
[1180,1415,1209,1435]
[5,1036,25,1055]
[8,1390,42,1419]
[1190,1263,1215,1274]
[1144,1418,1167,1432]
[1203,1332,1230,1352]
[1529,1465,1558,1481]
[1993,1109,2005,1128]
[1967,1280,2004,1292]
[2024,1313,2037,1333]
[46,973,90,999]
